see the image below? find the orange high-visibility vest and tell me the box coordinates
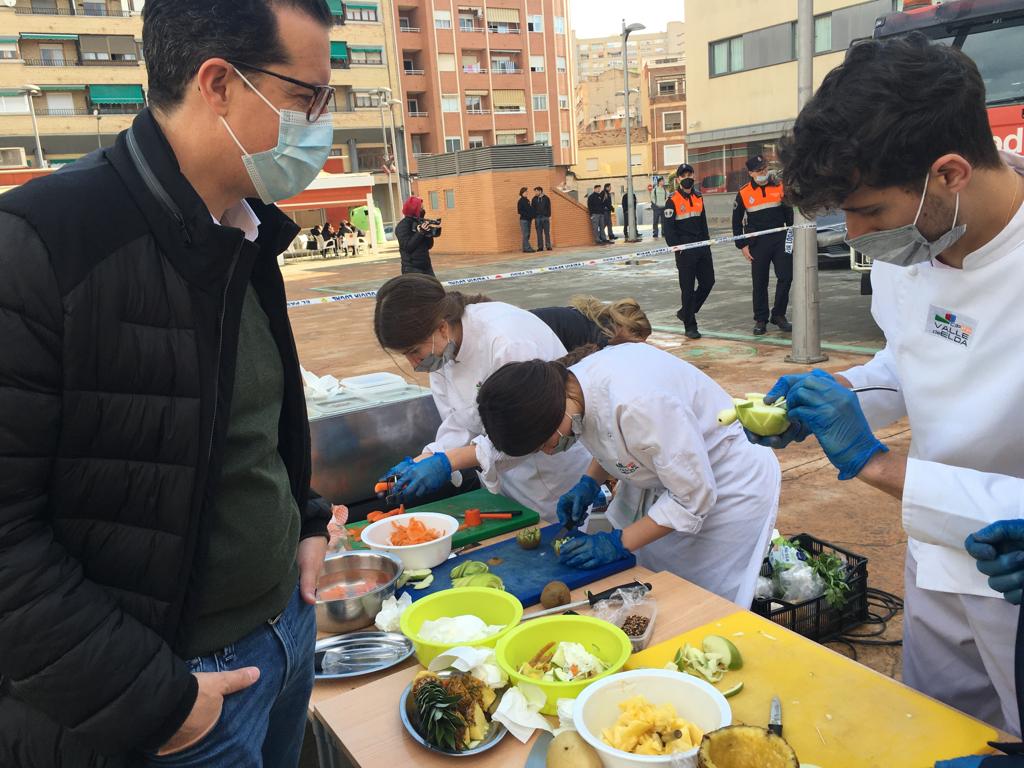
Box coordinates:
[668,190,704,220]
[739,182,785,213]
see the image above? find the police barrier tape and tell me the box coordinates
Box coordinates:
[285,222,817,309]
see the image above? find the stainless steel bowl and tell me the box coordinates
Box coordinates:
[315,550,404,634]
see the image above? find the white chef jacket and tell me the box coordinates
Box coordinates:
[842,151,1024,598]
[422,302,592,520]
[569,343,781,601]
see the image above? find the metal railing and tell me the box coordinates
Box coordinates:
[351,59,384,66]
[22,57,80,66]
[330,60,351,70]
[493,107,526,114]
[487,26,521,34]
[399,25,420,32]
[461,66,487,74]
[35,105,142,116]
[403,68,424,75]
[408,110,428,117]
[459,24,485,32]
[491,66,521,74]
[465,108,490,115]
[16,5,133,16]
[24,57,139,67]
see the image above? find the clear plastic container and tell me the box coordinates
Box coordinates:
[616,599,658,653]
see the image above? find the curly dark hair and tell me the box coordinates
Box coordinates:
[780,32,1001,216]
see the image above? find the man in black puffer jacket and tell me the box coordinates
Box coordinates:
[0,1,335,766]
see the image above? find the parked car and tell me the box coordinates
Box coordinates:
[816,210,851,270]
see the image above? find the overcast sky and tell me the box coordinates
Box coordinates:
[568,0,684,39]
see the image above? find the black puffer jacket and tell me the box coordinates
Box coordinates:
[396,214,434,275]
[0,109,330,767]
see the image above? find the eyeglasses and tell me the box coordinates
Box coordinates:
[228,60,336,121]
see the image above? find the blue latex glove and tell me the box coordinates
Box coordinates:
[379,457,415,483]
[391,453,452,503]
[774,368,888,480]
[934,758,985,768]
[559,529,629,570]
[966,520,1024,605]
[556,475,601,531]
[745,370,830,449]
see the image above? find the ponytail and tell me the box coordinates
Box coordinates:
[570,296,652,345]
[374,273,492,350]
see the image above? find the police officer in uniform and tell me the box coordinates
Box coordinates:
[663,163,714,339]
[732,154,794,335]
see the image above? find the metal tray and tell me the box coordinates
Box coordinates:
[314,631,414,680]
[399,672,508,757]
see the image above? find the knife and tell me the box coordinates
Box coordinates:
[769,696,783,738]
[523,731,553,768]
[522,580,653,621]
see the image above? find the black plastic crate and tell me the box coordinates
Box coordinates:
[750,533,869,641]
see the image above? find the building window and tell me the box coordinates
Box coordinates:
[445,189,456,208]
[710,36,743,76]
[496,133,517,145]
[347,4,379,22]
[662,111,682,131]
[429,190,441,208]
[556,56,566,73]
[468,135,485,148]
[529,55,544,72]
[491,56,516,73]
[442,94,460,112]
[444,136,462,152]
[350,47,383,65]
[585,157,599,171]
[532,93,547,110]
[411,134,424,154]
[631,153,643,167]
[527,14,543,32]
[815,14,832,54]
[465,94,484,112]
[353,91,381,108]
[554,16,565,34]
[560,132,571,149]
[434,10,452,29]
[437,53,456,71]
[0,43,17,60]
[664,144,684,166]
[558,95,569,110]
[535,131,550,145]
[657,80,676,96]
[407,97,419,113]
[0,93,29,114]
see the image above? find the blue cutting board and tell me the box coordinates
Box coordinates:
[399,523,636,608]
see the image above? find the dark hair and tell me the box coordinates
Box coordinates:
[374,273,491,350]
[142,0,332,112]
[781,32,1001,215]
[534,186,543,192]
[519,187,528,195]
[477,360,568,457]
[593,185,601,190]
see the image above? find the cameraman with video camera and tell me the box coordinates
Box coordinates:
[396,194,441,276]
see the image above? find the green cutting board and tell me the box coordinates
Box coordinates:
[345,488,540,550]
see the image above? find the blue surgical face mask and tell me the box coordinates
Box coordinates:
[413,330,456,373]
[221,67,333,204]
[552,413,583,454]
[845,174,966,267]
[753,173,770,185]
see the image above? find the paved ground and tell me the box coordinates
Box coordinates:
[284,230,906,679]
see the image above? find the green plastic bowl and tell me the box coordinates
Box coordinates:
[400,587,524,667]
[495,615,632,715]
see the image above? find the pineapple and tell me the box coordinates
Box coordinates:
[697,726,799,768]
[411,673,468,752]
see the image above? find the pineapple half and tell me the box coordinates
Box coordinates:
[697,726,799,768]
[410,671,496,751]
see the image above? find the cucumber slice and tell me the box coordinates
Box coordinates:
[703,635,743,670]
[722,681,744,698]
[413,574,435,590]
[405,568,433,580]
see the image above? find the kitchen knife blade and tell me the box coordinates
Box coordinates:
[769,696,783,738]
[522,580,653,621]
[523,731,553,768]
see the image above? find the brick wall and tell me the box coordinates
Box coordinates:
[414,167,597,254]
[578,126,650,147]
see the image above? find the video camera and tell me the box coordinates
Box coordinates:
[418,217,443,237]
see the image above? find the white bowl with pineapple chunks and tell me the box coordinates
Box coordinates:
[572,669,731,768]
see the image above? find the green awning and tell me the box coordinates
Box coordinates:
[21,33,79,40]
[89,84,144,104]
[330,41,349,60]
[326,0,344,15]
[40,84,86,91]
[0,90,24,97]
[346,3,378,8]
[349,45,382,52]
[48,157,80,165]
[0,37,19,43]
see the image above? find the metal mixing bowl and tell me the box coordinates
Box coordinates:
[315,550,404,634]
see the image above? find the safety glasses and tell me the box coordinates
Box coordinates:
[228,60,336,121]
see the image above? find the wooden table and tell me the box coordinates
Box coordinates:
[313,566,738,767]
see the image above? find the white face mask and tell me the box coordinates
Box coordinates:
[753,173,770,185]
[845,174,967,267]
[552,413,583,454]
[413,330,456,373]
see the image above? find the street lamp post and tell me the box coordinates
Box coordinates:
[386,99,406,200]
[21,84,46,169]
[621,20,644,243]
[93,108,102,149]
[376,87,397,231]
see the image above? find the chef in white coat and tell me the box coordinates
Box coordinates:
[373,273,591,521]
[476,342,781,606]
[751,35,1024,735]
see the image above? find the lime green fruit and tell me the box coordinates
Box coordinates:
[717,394,790,437]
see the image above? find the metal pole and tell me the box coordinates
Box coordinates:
[378,93,397,231]
[787,0,827,364]
[95,111,102,149]
[26,91,46,169]
[387,101,406,203]
[623,21,638,242]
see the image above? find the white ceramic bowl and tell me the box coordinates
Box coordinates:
[573,669,732,768]
[358,512,459,570]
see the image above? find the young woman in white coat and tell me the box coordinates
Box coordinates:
[476,339,781,606]
[373,273,599,521]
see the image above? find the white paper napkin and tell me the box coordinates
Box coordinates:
[492,683,553,743]
[427,646,508,689]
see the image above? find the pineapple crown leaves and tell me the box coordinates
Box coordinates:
[413,678,468,752]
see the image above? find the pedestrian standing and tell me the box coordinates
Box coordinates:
[732,154,794,335]
[518,186,536,253]
[532,186,553,250]
[396,195,437,276]
[651,176,668,238]
[587,184,608,245]
[601,182,616,241]
[663,163,715,339]
[621,190,638,240]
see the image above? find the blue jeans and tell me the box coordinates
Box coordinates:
[520,219,534,251]
[535,216,551,249]
[143,584,315,768]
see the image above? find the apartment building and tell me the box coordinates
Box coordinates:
[0,0,404,216]
[644,57,685,175]
[391,0,576,173]
[574,21,684,80]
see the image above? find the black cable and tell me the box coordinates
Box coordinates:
[831,588,905,648]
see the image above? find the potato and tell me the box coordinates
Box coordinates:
[547,731,602,768]
[697,725,799,768]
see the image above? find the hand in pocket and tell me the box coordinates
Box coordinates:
[157,667,260,756]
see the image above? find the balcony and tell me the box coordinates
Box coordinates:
[461,66,487,74]
[408,111,428,118]
[24,57,139,67]
[458,23,485,33]
[491,66,521,75]
[465,109,490,115]
[36,105,141,116]
[398,25,420,33]
[403,68,424,75]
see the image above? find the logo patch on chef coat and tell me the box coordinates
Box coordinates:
[615,461,640,475]
[927,305,976,348]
